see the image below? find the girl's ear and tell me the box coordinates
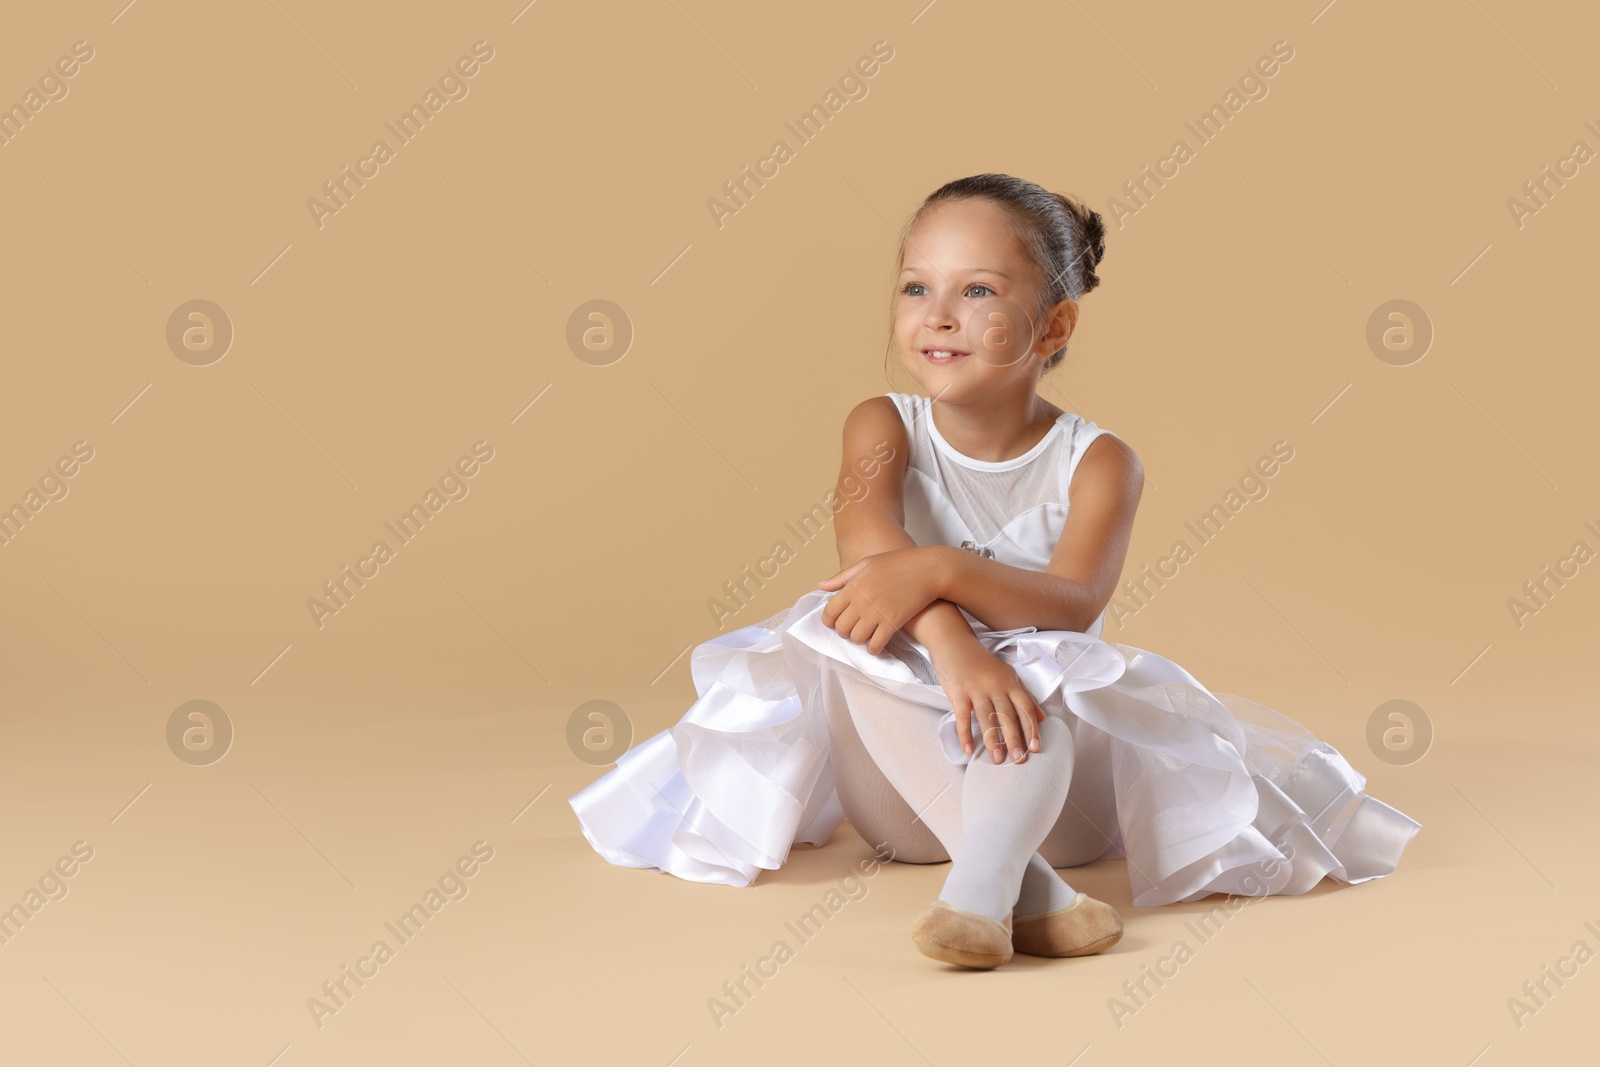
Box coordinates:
[1038,296,1078,354]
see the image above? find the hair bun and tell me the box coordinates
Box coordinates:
[1054,191,1105,294]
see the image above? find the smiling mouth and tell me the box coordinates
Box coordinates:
[922,347,969,363]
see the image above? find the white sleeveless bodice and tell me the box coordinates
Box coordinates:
[883,391,1119,639]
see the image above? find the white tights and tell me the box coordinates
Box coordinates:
[825,668,1121,923]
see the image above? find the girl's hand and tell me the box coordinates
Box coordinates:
[929,637,1048,764]
[816,547,942,656]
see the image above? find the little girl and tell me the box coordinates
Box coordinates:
[569,173,1421,970]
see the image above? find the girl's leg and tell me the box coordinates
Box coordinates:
[1037,716,1121,868]
[834,670,1083,923]
[938,716,1075,922]
[819,666,948,864]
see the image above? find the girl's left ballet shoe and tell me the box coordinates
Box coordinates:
[1011,891,1123,957]
[909,901,1013,969]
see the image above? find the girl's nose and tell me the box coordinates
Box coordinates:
[924,298,961,329]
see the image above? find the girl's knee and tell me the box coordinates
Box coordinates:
[1038,814,1117,867]
[1038,834,1113,868]
[846,810,949,864]
[872,833,950,864]
[1037,713,1073,752]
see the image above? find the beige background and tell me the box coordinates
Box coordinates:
[2,0,1596,1064]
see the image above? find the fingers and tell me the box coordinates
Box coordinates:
[1012,690,1038,754]
[955,705,974,756]
[826,599,886,651]
[826,599,868,638]
[944,661,1048,765]
[826,602,854,637]
[830,600,891,653]
[1015,689,1045,752]
[975,699,1022,764]
[971,695,1043,764]
[993,696,1026,763]
[818,561,860,591]
[977,703,1004,764]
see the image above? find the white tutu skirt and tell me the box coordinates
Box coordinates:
[568,589,1421,906]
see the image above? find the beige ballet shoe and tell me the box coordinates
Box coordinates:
[1011,891,1123,957]
[909,901,1014,969]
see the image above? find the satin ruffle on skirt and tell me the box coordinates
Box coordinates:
[567,589,1421,906]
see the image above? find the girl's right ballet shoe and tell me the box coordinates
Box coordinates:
[909,901,1014,969]
[1011,891,1123,957]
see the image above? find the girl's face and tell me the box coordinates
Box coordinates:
[893,198,1064,399]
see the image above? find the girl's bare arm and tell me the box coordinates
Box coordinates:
[930,434,1145,634]
[831,397,982,654]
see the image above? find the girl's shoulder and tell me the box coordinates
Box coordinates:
[1066,421,1143,502]
[841,394,912,468]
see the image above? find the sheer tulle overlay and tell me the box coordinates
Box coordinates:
[568,589,1421,906]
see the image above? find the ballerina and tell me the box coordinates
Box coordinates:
[569,172,1421,970]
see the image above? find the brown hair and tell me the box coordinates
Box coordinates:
[887,173,1105,374]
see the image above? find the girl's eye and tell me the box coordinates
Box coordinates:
[898,282,994,298]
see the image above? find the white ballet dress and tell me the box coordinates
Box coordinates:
[568,392,1422,906]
